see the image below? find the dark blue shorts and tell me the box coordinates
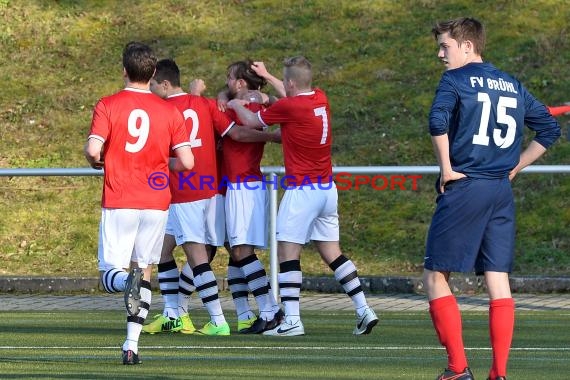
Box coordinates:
[424,177,515,274]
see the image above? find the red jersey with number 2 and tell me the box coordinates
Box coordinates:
[258,88,332,184]
[89,88,190,210]
[166,93,233,203]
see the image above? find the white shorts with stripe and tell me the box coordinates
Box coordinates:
[276,183,340,244]
[97,208,168,271]
[165,196,225,246]
[225,181,268,248]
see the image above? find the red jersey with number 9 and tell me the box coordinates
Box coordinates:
[258,88,332,184]
[88,88,190,210]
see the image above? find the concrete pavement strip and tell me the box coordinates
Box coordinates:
[1,292,569,312]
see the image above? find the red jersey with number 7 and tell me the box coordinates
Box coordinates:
[88,88,190,210]
[257,88,333,184]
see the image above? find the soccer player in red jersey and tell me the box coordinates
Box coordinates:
[424,18,560,380]
[211,60,284,333]
[227,56,379,337]
[144,59,280,335]
[144,58,232,336]
[84,42,194,365]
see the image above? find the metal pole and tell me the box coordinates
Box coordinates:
[268,172,279,302]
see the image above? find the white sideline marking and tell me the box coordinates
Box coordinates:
[0,346,568,351]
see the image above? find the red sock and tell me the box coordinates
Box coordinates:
[489,298,515,379]
[429,295,468,373]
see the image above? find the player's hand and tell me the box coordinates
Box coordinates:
[251,61,269,78]
[91,160,104,170]
[439,170,466,193]
[217,90,230,112]
[91,149,105,170]
[509,167,521,182]
[270,128,281,143]
[189,79,206,96]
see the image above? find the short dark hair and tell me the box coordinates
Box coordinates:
[122,41,157,83]
[227,59,267,90]
[283,56,312,88]
[154,58,181,87]
[432,17,485,55]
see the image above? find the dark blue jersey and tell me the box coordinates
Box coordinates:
[429,62,560,179]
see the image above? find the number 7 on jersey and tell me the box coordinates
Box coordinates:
[314,106,329,145]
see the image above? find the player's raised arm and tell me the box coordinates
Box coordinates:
[251,61,285,99]
[189,79,206,96]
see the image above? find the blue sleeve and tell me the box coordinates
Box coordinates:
[429,73,457,136]
[522,88,561,148]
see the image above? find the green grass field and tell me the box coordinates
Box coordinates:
[1,0,569,278]
[1,310,569,379]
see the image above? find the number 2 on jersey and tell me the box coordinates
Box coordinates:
[314,106,329,145]
[124,108,202,153]
[472,92,517,149]
[183,109,202,148]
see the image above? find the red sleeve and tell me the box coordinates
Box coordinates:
[88,99,110,141]
[258,98,290,126]
[207,97,234,136]
[170,109,191,150]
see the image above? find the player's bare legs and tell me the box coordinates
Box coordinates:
[485,272,511,300]
[185,242,210,268]
[129,261,153,282]
[422,269,452,301]
[277,241,303,263]
[315,241,378,335]
[485,271,514,379]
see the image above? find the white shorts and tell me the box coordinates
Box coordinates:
[165,199,210,246]
[225,181,268,248]
[276,183,340,244]
[98,208,168,271]
[206,194,226,247]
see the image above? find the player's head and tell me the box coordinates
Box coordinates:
[432,17,485,70]
[122,41,157,83]
[226,59,267,95]
[150,58,181,98]
[282,56,312,96]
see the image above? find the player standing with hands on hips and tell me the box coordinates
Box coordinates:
[422,18,560,380]
[84,42,194,365]
[227,56,379,336]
